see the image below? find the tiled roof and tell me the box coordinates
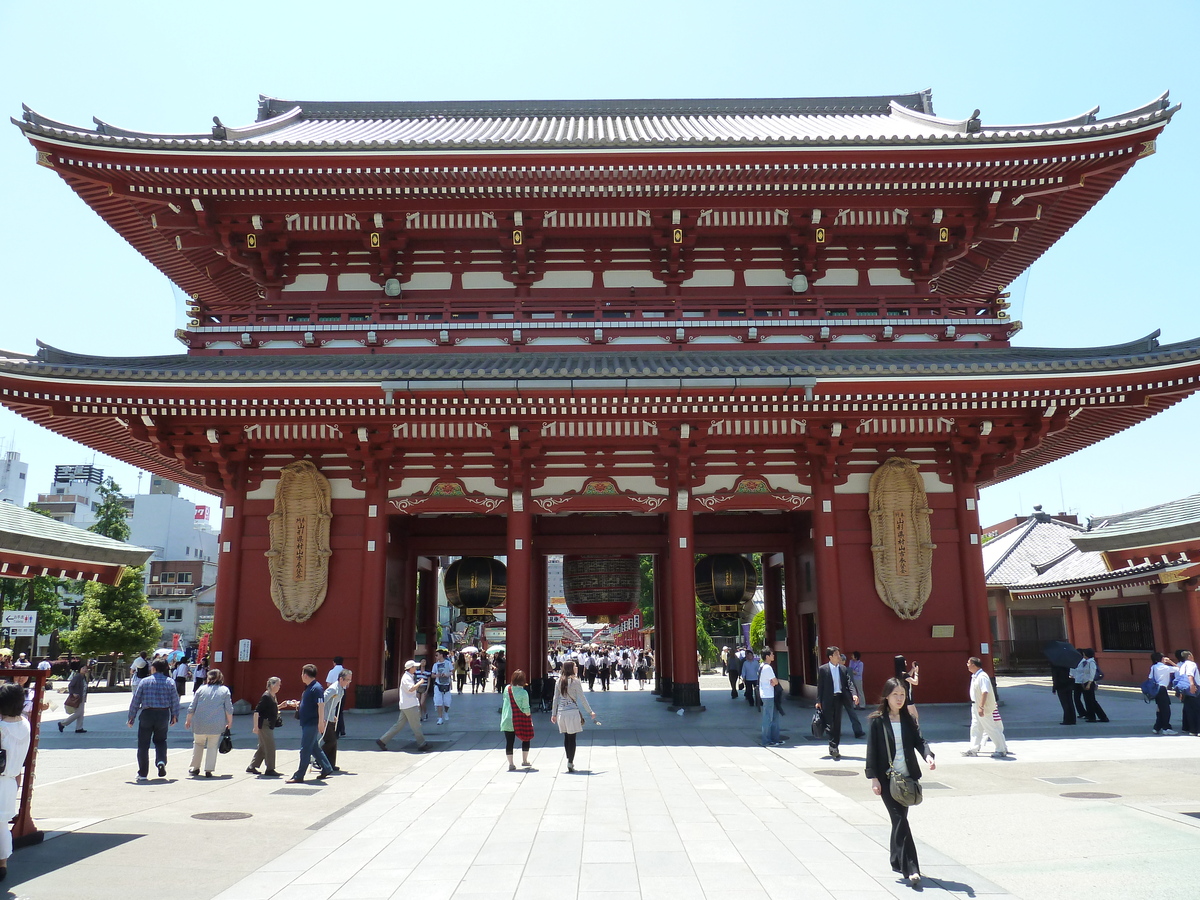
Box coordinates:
[1,331,1196,386]
[1007,558,1197,598]
[0,501,154,569]
[14,91,1177,152]
[1072,492,1200,552]
[983,513,1089,586]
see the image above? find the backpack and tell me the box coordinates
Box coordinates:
[1140,676,1160,702]
[1173,671,1194,693]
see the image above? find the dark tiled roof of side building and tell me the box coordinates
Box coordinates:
[1072,493,1200,553]
[0,502,153,569]
[982,511,1093,587]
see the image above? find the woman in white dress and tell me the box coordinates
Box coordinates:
[550,661,596,773]
[0,683,32,881]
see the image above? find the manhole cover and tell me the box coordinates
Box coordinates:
[1061,792,1121,800]
[922,782,951,790]
[191,812,253,821]
[813,769,858,777]
[273,787,320,796]
[1038,776,1095,785]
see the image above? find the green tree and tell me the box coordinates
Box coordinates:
[74,565,162,667]
[748,607,787,652]
[87,477,131,542]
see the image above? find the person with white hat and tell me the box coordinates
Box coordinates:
[376,660,430,752]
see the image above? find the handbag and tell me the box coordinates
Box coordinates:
[888,768,923,807]
[218,727,233,754]
[509,688,535,742]
[65,693,82,709]
[811,711,827,739]
[884,723,922,806]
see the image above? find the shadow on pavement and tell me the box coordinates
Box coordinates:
[5,832,141,890]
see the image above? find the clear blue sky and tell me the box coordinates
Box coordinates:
[1,1,1197,525]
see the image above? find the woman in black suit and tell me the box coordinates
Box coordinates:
[865,677,936,888]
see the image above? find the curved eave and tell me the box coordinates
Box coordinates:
[14,104,1178,153]
[1071,520,1200,553]
[1008,560,1200,600]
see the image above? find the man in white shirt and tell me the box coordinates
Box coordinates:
[1148,652,1179,735]
[376,660,430,752]
[759,648,782,746]
[325,657,346,736]
[1176,650,1199,736]
[430,649,454,725]
[963,657,1008,758]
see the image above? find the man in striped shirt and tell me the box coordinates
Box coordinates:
[127,658,180,782]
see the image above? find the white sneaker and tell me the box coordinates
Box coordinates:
[1163,729,1177,735]
[444,714,450,721]
[436,717,443,725]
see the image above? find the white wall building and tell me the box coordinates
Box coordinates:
[129,490,219,563]
[0,451,27,506]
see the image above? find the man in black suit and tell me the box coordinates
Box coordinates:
[816,646,862,760]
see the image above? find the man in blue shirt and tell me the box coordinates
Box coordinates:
[288,664,333,784]
[127,658,180,781]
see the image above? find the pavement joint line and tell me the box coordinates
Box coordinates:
[306,782,394,831]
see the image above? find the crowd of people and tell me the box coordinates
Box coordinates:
[11,632,1197,892]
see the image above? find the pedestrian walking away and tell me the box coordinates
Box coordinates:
[193,656,208,694]
[849,651,866,708]
[1050,664,1076,725]
[742,649,761,707]
[129,651,149,691]
[173,659,190,697]
[326,656,347,736]
[127,658,180,781]
[962,657,1008,758]
[248,676,284,777]
[1147,652,1179,734]
[492,650,507,691]
[817,646,862,760]
[550,661,595,772]
[287,664,333,783]
[431,650,454,725]
[865,677,936,888]
[1176,650,1200,735]
[377,660,430,752]
[501,669,535,770]
[1070,648,1109,722]
[321,668,352,768]
[894,654,920,719]
[59,660,89,733]
[727,646,743,698]
[759,649,782,746]
[0,684,32,882]
[186,668,234,777]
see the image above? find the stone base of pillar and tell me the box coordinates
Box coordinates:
[788,679,804,698]
[355,683,384,709]
[653,672,665,695]
[669,681,704,711]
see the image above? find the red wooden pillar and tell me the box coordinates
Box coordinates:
[356,488,388,707]
[1183,579,1200,654]
[811,477,845,652]
[763,559,783,651]
[417,558,438,665]
[954,479,993,675]
[1149,584,1169,652]
[783,545,805,696]
[528,552,546,682]
[505,506,533,689]
[212,486,246,694]
[397,549,418,663]
[668,506,701,709]
[653,552,671,698]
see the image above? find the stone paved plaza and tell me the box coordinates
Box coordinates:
[8,675,1200,900]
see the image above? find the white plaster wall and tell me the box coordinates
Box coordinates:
[834,470,953,494]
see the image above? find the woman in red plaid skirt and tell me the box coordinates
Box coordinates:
[501,669,535,771]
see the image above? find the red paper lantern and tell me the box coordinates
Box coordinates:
[562,555,640,624]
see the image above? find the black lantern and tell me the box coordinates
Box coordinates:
[694,554,757,614]
[444,557,507,624]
